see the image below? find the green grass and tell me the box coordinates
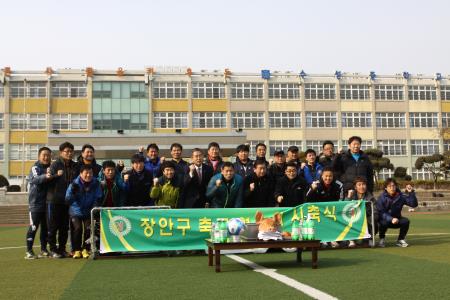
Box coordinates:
[1,212,449,299]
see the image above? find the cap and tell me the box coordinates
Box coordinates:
[274,149,285,156]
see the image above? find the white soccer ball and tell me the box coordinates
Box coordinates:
[227,218,246,236]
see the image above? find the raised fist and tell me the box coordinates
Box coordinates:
[123,174,130,182]
[249,182,255,191]
[215,179,222,187]
[189,164,196,174]
[160,156,166,163]
[138,146,145,153]
[153,177,159,186]
[57,170,64,177]
[311,180,319,190]
[347,189,355,199]
[277,195,284,203]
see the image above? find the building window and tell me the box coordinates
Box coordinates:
[377,140,407,156]
[306,140,338,153]
[341,140,373,151]
[442,113,450,128]
[411,168,433,180]
[0,85,4,98]
[93,82,148,131]
[441,86,450,101]
[375,112,406,128]
[268,83,300,99]
[408,85,436,101]
[269,112,301,128]
[152,82,187,99]
[0,144,3,160]
[231,112,265,129]
[231,83,264,99]
[305,83,336,100]
[410,140,439,156]
[248,140,265,159]
[153,112,188,128]
[0,113,3,129]
[341,112,372,127]
[192,112,226,128]
[192,82,225,99]
[52,114,88,130]
[378,168,395,180]
[409,112,438,128]
[52,82,87,98]
[269,140,302,156]
[93,113,148,131]
[444,140,450,151]
[340,84,370,100]
[9,144,44,161]
[306,112,337,128]
[374,85,404,101]
[10,114,47,130]
[10,81,47,98]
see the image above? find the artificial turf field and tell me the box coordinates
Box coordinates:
[1,212,449,300]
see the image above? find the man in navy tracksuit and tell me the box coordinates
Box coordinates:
[377,178,418,247]
[25,147,52,259]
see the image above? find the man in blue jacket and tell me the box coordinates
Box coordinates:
[25,147,52,259]
[206,162,243,208]
[376,178,418,247]
[65,165,102,259]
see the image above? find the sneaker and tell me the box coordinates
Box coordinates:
[59,250,70,258]
[81,249,90,259]
[49,251,62,258]
[396,240,409,247]
[73,251,82,259]
[25,250,37,259]
[38,250,49,258]
[330,241,339,248]
[378,238,386,248]
[368,239,374,247]
[321,242,328,248]
[348,240,356,248]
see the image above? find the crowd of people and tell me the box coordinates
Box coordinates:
[25,136,418,259]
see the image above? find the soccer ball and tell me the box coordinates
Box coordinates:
[227,218,246,236]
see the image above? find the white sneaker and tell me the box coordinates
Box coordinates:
[348,240,356,248]
[321,242,328,248]
[330,241,339,248]
[378,238,386,248]
[368,239,374,247]
[396,240,408,247]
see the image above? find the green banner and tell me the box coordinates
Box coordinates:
[100,201,369,253]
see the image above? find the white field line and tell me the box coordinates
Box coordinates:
[227,254,338,300]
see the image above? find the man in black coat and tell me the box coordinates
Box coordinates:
[333,136,374,193]
[123,154,153,206]
[268,149,286,181]
[72,144,102,178]
[46,141,76,258]
[180,148,213,208]
[233,144,254,179]
[244,159,275,207]
[274,162,308,207]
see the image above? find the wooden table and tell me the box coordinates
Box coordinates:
[205,239,321,272]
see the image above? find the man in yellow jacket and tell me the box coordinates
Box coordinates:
[150,161,182,208]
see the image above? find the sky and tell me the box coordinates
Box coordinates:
[1,0,449,75]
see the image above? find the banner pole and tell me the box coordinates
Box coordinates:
[371,201,375,248]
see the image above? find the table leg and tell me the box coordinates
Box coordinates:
[312,247,318,269]
[215,250,221,272]
[296,248,303,263]
[208,247,213,266]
